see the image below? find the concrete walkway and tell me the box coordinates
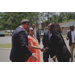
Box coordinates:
[0,41,43,62]
[0,36,12,44]
[0,37,75,62]
[0,49,10,62]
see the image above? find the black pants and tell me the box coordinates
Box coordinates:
[43,50,51,62]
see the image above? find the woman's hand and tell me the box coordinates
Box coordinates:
[52,55,57,62]
[40,48,46,52]
[66,37,69,40]
[40,47,49,52]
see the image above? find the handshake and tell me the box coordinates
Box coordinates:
[31,47,49,61]
[39,47,49,52]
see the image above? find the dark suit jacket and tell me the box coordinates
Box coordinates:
[10,26,32,62]
[35,29,40,44]
[42,30,50,48]
[48,31,71,61]
[67,31,72,46]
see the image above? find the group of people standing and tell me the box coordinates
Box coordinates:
[10,19,71,62]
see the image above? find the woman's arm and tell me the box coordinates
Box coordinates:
[51,33,63,61]
[54,34,64,55]
[28,42,41,50]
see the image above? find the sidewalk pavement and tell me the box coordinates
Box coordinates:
[39,42,43,62]
[0,48,11,50]
[0,42,43,62]
[0,38,70,62]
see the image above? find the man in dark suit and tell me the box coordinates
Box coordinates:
[42,23,52,62]
[32,24,40,44]
[67,25,75,62]
[10,19,37,62]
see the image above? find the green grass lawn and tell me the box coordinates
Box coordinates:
[5,33,9,35]
[0,44,12,48]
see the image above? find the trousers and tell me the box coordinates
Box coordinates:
[43,50,51,62]
[70,43,75,62]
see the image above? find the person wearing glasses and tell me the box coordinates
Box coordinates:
[27,28,42,62]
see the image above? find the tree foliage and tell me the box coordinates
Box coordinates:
[41,12,75,27]
[0,12,75,30]
[0,12,39,30]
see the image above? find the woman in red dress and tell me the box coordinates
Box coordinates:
[27,28,41,62]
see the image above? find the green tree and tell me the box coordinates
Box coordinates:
[0,12,27,30]
[0,12,39,30]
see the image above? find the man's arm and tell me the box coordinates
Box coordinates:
[18,31,38,61]
[18,31,32,57]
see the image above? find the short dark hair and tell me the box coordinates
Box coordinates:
[69,25,74,30]
[70,25,74,29]
[50,23,62,33]
[21,19,30,25]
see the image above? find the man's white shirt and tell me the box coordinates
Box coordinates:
[34,29,36,37]
[71,30,75,43]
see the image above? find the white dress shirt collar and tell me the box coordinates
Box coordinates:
[34,29,36,37]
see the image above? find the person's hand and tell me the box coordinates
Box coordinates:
[52,55,57,62]
[40,48,46,52]
[31,53,38,61]
[66,37,69,40]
